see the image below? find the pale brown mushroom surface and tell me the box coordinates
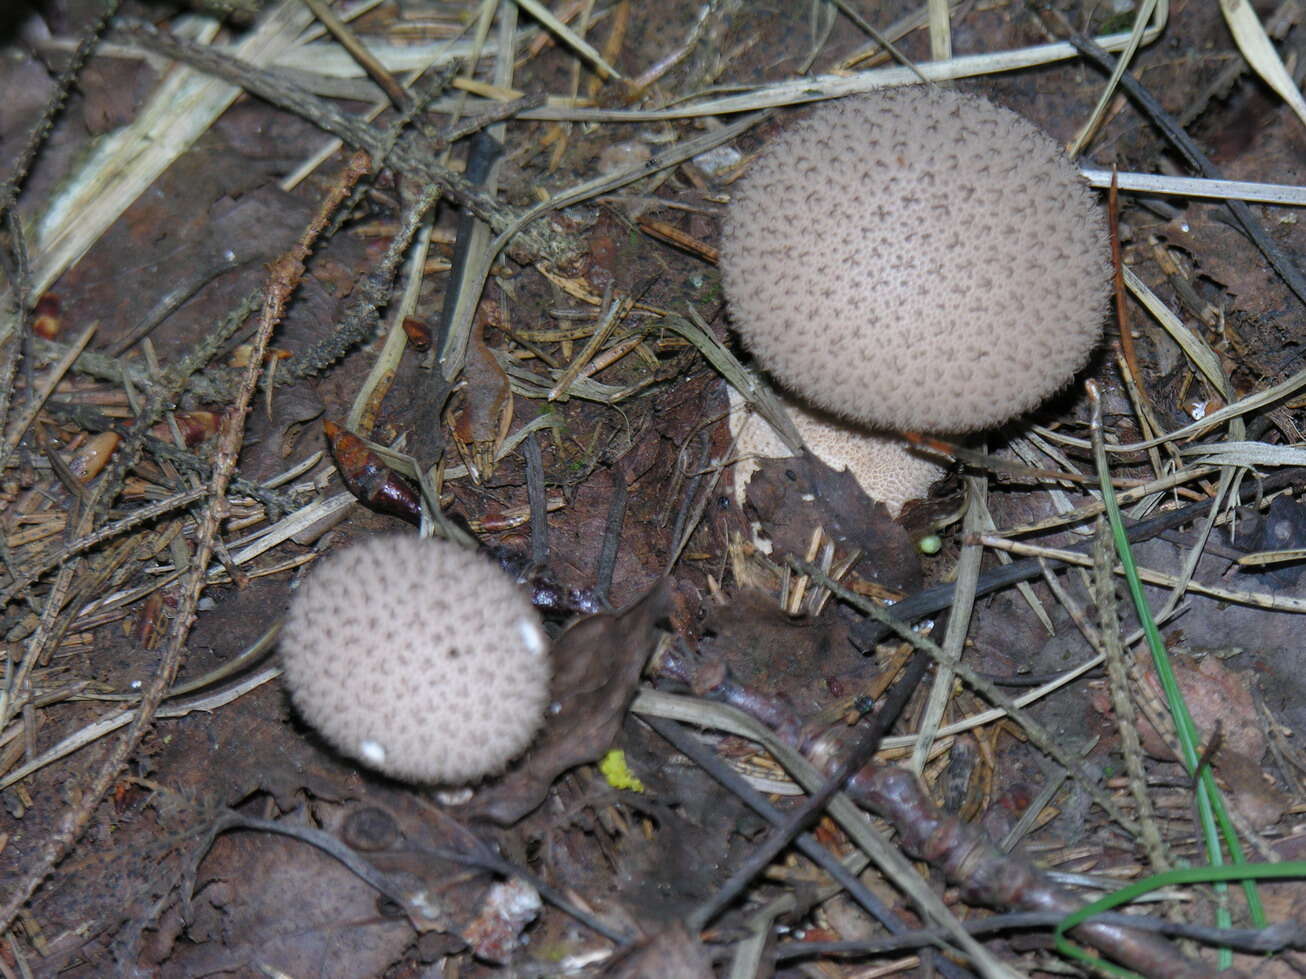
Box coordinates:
[279,535,551,785]
[722,88,1110,434]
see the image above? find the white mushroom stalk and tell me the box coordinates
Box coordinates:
[729,387,944,518]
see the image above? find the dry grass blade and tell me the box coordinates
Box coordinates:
[910,477,985,775]
[1181,441,1306,467]
[1079,168,1306,205]
[1124,267,1226,394]
[511,0,622,80]
[0,665,281,793]
[978,534,1306,612]
[632,690,1023,979]
[347,221,435,433]
[661,311,803,452]
[539,6,1167,121]
[16,2,313,308]
[1219,0,1306,129]
[1034,363,1306,454]
[1068,0,1159,156]
[985,464,1219,537]
[1236,545,1306,567]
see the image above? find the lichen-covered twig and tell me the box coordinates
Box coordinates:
[0,0,122,227]
[120,20,579,268]
[0,152,371,937]
[285,184,441,383]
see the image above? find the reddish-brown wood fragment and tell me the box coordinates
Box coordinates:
[400,316,432,351]
[323,420,420,525]
[32,293,62,339]
[65,431,121,482]
[149,411,223,448]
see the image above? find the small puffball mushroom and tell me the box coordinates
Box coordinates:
[722,88,1110,434]
[729,387,943,517]
[279,535,550,785]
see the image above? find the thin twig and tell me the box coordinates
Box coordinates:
[0,323,97,474]
[643,714,974,979]
[850,466,1306,647]
[0,0,123,226]
[119,20,576,268]
[1091,519,1172,872]
[792,558,1141,837]
[686,646,933,931]
[1071,33,1306,305]
[976,533,1306,612]
[0,152,372,936]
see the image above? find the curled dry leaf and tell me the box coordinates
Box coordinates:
[1092,653,1287,829]
[470,578,674,825]
[323,420,420,525]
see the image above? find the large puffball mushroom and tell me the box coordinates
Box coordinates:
[729,387,944,518]
[279,535,551,785]
[721,88,1110,434]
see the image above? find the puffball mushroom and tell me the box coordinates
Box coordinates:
[279,535,551,785]
[729,387,944,518]
[722,88,1110,435]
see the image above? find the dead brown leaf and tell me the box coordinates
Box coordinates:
[470,578,673,825]
[599,921,713,978]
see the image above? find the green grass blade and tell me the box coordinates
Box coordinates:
[1086,382,1265,965]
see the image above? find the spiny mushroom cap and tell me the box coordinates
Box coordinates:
[280,535,550,785]
[721,88,1110,434]
[729,387,944,517]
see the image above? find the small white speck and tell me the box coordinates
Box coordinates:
[800,493,815,502]
[1179,222,1190,234]
[1189,400,1208,420]
[359,739,387,765]
[518,619,546,656]
[559,949,613,970]
[130,679,143,690]
[693,145,742,175]
[406,889,442,921]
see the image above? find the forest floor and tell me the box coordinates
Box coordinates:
[1,0,1305,976]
